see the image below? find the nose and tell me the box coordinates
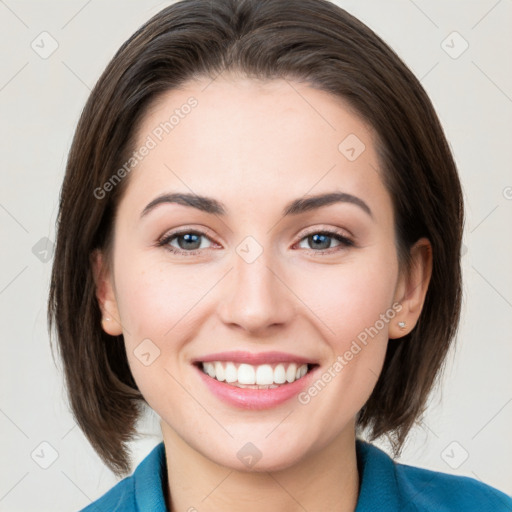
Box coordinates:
[217,246,296,335]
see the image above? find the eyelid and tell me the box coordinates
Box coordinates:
[296,224,353,241]
[159,225,217,243]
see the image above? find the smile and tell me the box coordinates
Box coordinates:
[199,361,311,389]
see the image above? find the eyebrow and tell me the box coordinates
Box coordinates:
[140,191,373,219]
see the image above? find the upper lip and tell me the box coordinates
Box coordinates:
[192,351,317,366]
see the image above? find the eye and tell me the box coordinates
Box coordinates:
[159,229,215,255]
[296,230,354,253]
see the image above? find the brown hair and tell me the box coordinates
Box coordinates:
[48,0,463,477]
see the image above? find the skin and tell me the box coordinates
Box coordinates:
[93,73,432,512]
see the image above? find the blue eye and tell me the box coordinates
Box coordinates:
[297,231,353,252]
[160,231,213,254]
[158,228,354,256]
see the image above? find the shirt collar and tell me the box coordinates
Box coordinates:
[355,439,403,511]
[134,442,168,512]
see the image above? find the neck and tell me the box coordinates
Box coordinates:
[161,421,360,512]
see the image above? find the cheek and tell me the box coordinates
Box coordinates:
[114,255,212,339]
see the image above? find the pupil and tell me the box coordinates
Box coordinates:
[310,233,330,250]
[179,233,200,250]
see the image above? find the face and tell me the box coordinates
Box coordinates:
[96,74,419,472]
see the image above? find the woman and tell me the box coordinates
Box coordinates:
[48,0,512,510]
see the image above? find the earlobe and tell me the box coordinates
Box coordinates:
[91,249,123,336]
[389,237,433,339]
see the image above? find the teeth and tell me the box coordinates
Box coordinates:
[201,361,310,386]
[206,363,216,378]
[286,363,297,383]
[225,362,237,383]
[238,364,255,384]
[256,364,274,385]
[274,364,286,384]
[214,362,225,382]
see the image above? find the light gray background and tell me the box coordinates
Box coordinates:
[1,0,511,510]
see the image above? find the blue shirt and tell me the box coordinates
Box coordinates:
[79,440,512,511]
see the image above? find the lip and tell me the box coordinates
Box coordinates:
[192,350,317,366]
[193,361,320,410]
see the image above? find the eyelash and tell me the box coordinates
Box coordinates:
[157,227,354,256]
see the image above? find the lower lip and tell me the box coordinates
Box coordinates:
[194,364,318,410]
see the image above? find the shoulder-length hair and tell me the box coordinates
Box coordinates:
[48,0,463,477]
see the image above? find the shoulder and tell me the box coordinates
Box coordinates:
[356,440,512,512]
[394,459,512,511]
[78,476,135,512]
[78,442,167,512]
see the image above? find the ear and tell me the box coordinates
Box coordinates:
[91,249,123,336]
[389,237,433,339]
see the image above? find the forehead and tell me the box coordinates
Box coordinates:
[125,75,389,217]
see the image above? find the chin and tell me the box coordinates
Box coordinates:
[195,433,315,474]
